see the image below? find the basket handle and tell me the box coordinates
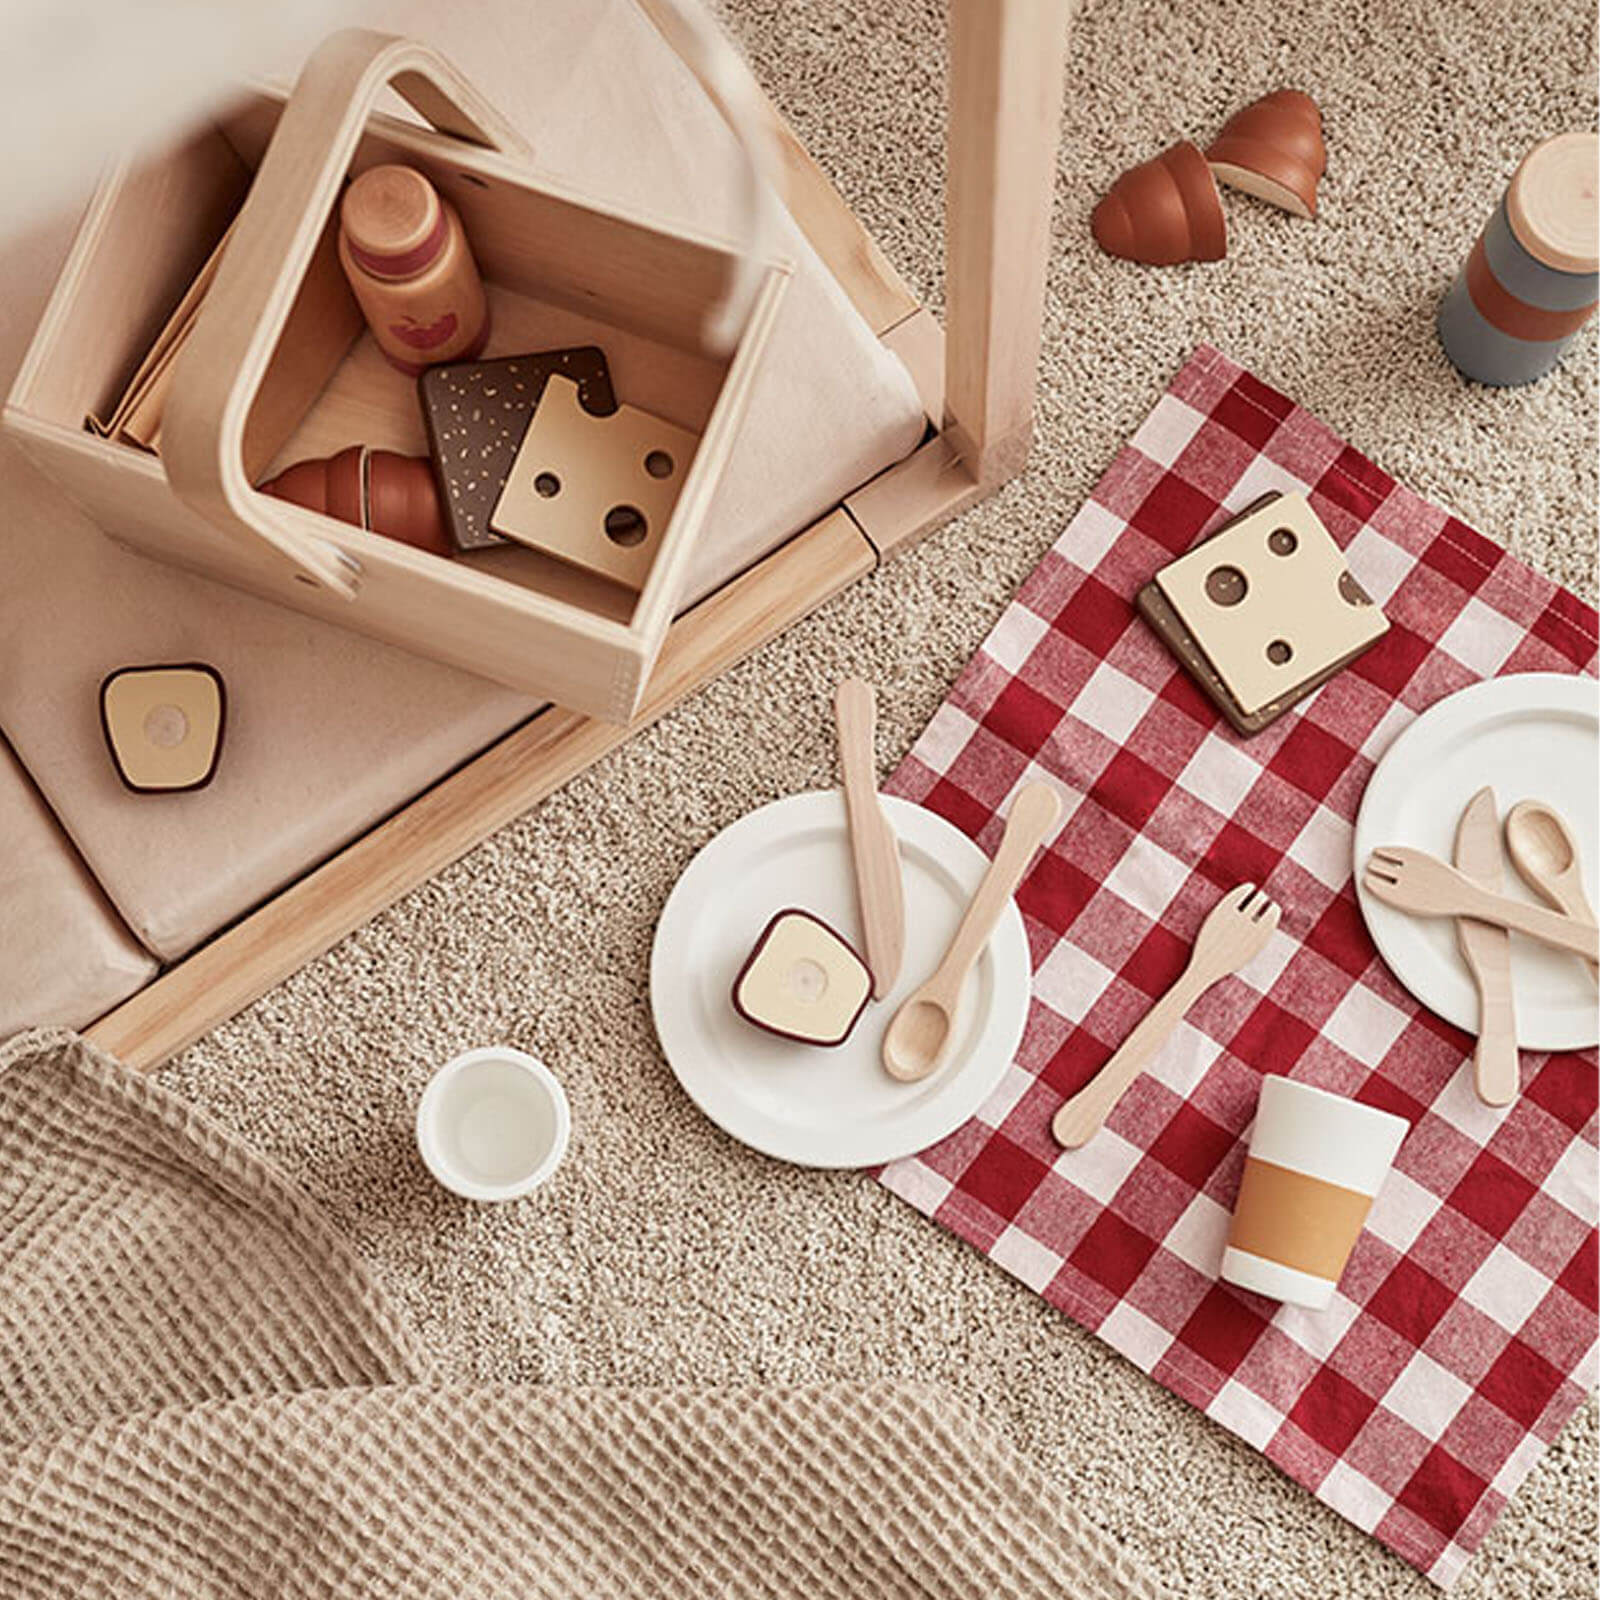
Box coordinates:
[163,30,531,597]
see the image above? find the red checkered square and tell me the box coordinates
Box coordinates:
[1067,1209,1162,1300]
[1396,1445,1492,1542]
[1368,1257,1456,1345]
[880,345,1598,1587]
[1449,1150,1540,1239]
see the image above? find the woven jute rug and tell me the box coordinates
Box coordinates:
[0,1029,1167,1600]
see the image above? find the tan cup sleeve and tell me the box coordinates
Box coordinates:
[1227,1156,1376,1281]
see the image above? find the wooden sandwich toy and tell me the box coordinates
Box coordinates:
[1137,492,1388,735]
[420,347,619,552]
[732,909,873,1047]
[99,664,226,793]
[490,375,699,589]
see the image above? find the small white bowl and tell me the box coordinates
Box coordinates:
[415,1046,571,1202]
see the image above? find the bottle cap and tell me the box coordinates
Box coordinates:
[1506,132,1599,277]
[341,165,447,279]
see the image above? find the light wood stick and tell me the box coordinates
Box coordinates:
[945,0,1074,484]
[1454,786,1518,1107]
[835,678,904,999]
[1366,848,1600,960]
[1052,884,1279,1148]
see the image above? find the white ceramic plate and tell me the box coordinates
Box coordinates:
[650,791,1032,1167]
[1354,673,1599,1051]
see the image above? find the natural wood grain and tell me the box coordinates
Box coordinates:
[1505,799,1600,982]
[834,678,905,999]
[1365,848,1600,961]
[944,0,1073,484]
[882,781,1060,1082]
[72,1,1078,1070]
[11,34,789,725]
[1052,885,1280,1148]
[85,511,874,1072]
[1454,787,1519,1108]
[843,433,985,560]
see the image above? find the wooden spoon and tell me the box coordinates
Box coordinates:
[1505,800,1599,982]
[881,782,1061,1083]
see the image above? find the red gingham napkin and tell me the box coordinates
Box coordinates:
[878,346,1598,1587]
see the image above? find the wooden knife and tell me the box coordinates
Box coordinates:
[834,678,905,999]
[1454,785,1519,1107]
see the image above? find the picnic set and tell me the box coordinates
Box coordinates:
[1,5,1596,1593]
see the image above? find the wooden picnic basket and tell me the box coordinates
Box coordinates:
[4,27,788,722]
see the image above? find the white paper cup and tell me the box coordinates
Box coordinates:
[1221,1077,1409,1310]
[416,1046,571,1202]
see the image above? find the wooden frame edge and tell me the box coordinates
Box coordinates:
[82,2,1074,1070]
[86,510,875,1070]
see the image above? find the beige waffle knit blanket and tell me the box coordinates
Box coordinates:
[0,1030,1167,1600]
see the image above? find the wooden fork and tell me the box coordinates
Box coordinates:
[1051,883,1281,1149]
[1364,847,1600,962]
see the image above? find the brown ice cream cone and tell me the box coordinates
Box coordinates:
[1092,141,1227,265]
[1207,90,1326,219]
[260,446,451,558]
[259,445,365,526]
[366,452,452,558]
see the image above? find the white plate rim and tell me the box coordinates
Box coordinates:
[650,791,1031,1168]
[1353,671,1599,1051]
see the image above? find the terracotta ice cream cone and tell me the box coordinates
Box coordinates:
[1092,141,1227,265]
[366,453,451,558]
[260,446,452,558]
[262,445,366,526]
[1207,90,1326,219]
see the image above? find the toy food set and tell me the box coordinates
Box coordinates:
[730,679,905,1050]
[1220,1077,1409,1309]
[99,664,226,794]
[732,909,873,1046]
[337,163,488,374]
[728,683,1052,1068]
[490,376,699,589]
[7,30,783,724]
[419,348,618,552]
[871,348,1598,1583]
[1093,89,1325,263]
[260,445,451,557]
[1136,491,1389,734]
[1437,131,1599,386]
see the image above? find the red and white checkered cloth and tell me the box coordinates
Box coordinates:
[878,346,1598,1587]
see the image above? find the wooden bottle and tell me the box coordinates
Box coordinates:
[338,164,489,374]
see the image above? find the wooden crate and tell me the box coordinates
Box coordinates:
[3,31,788,723]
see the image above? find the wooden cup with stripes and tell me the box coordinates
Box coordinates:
[1221,1077,1410,1310]
[1437,132,1598,387]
